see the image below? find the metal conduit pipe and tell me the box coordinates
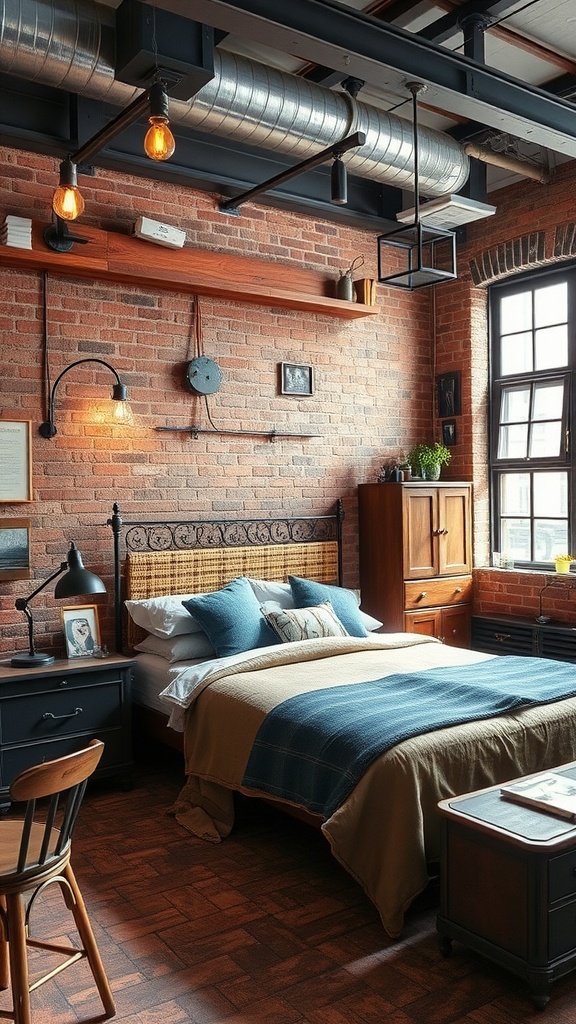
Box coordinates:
[464,142,550,184]
[0,0,469,197]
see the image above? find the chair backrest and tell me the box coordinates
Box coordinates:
[8,739,104,877]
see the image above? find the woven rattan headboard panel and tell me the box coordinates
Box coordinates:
[109,502,344,652]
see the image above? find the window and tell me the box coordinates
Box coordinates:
[490,267,575,567]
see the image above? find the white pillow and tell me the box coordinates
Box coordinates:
[134,632,215,662]
[247,579,295,608]
[359,609,383,631]
[263,602,349,643]
[125,594,207,638]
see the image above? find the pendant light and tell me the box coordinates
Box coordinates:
[377,82,457,289]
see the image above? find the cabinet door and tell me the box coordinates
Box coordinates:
[441,604,471,648]
[438,486,472,576]
[403,488,439,579]
[405,605,471,647]
[404,607,442,638]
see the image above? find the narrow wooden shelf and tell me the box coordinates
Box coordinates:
[0,221,379,319]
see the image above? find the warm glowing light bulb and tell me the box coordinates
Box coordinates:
[52,184,85,221]
[144,118,176,161]
[112,400,134,426]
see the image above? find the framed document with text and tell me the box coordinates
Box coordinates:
[0,418,32,502]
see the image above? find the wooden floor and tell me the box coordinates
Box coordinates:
[5,749,576,1024]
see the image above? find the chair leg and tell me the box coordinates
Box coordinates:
[0,895,9,990]
[5,893,31,1024]
[62,864,116,1018]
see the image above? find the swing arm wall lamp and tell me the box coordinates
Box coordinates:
[39,358,130,439]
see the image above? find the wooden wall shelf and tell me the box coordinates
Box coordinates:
[0,222,379,320]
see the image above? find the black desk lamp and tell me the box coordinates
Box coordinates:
[11,543,106,667]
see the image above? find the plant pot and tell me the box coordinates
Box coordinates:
[422,464,441,481]
[555,558,572,574]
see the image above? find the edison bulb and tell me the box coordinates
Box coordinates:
[144,118,176,161]
[52,184,85,221]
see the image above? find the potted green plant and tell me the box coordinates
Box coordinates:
[407,441,451,480]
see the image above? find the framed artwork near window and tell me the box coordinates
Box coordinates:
[0,418,32,502]
[280,362,314,396]
[437,372,461,418]
[442,419,457,447]
[0,518,31,580]
[62,605,101,659]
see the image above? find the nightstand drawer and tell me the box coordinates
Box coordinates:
[1,680,122,744]
[404,575,472,610]
[549,901,576,959]
[0,731,123,785]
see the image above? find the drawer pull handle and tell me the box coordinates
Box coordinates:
[418,591,427,600]
[454,588,463,594]
[43,707,83,721]
[494,633,511,643]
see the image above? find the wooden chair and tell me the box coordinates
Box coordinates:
[0,739,115,1023]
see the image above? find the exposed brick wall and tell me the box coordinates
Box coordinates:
[3,145,576,656]
[0,146,435,656]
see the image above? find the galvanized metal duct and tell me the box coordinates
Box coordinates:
[0,0,469,197]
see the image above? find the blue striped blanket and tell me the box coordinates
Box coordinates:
[241,655,576,818]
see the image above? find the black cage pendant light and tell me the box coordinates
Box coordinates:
[377,83,457,289]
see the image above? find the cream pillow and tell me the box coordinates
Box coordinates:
[263,602,349,643]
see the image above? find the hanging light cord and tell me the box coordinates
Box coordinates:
[42,272,52,423]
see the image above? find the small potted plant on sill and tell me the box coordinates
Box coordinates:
[554,554,575,574]
[407,441,451,481]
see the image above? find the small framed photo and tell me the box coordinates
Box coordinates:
[0,517,31,580]
[437,372,461,418]
[442,419,457,447]
[280,362,314,396]
[62,605,101,659]
[0,418,33,502]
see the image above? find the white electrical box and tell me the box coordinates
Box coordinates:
[133,216,186,249]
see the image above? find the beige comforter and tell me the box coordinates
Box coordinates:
[168,635,576,937]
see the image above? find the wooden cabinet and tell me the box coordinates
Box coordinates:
[437,766,576,1008]
[358,482,473,645]
[0,655,134,801]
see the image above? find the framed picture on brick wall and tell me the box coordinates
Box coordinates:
[0,418,32,502]
[437,372,461,418]
[0,518,31,581]
[280,362,314,396]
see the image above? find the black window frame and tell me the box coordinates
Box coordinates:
[489,263,576,569]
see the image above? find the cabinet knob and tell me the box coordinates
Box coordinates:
[418,591,427,600]
[454,588,463,594]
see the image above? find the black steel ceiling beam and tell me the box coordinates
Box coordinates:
[146,0,576,157]
[417,0,521,44]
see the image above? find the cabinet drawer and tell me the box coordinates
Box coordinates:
[549,850,576,903]
[0,731,123,787]
[1,681,122,744]
[404,576,472,610]
[549,901,576,960]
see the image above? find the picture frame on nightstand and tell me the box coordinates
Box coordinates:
[62,605,101,658]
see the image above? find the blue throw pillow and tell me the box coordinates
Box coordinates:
[182,577,279,658]
[288,576,369,638]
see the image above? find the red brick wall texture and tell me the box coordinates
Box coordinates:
[1,146,576,654]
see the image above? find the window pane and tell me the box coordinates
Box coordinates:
[535,326,568,369]
[501,519,530,560]
[500,386,530,423]
[533,472,568,516]
[534,282,567,328]
[533,381,564,419]
[498,423,528,459]
[500,291,532,334]
[529,421,562,457]
[500,473,530,515]
[534,521,568,560]
[501,332,532,375]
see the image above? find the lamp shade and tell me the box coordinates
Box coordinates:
[54,543,106,599]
